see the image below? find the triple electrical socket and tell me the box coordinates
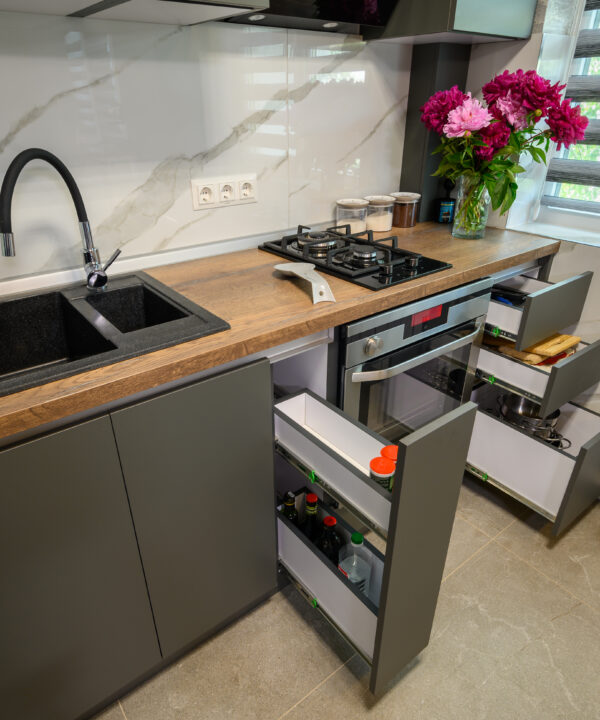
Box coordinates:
[191,174,258,210]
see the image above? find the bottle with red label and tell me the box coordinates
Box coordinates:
[302,492,320,542]
[316,515,344,565]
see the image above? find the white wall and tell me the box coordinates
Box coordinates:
[0,12,411,284]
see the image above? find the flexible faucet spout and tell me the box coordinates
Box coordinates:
[0,148,113,289]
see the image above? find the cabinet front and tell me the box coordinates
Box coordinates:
[111,359,278,658]
[0,416,161,720]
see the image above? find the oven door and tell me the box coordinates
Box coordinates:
[342,319,484,443]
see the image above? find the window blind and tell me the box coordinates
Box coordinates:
[542,0,600,211]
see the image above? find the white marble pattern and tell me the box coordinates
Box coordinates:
[287,32,411,224]
[0,12,410,285]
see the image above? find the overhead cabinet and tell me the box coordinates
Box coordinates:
[227,0,537,41]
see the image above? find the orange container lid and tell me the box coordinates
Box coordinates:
[381,445,398,462]
[369,456,395,476]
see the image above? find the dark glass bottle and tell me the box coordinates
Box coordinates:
[283,491,299,525]
[316,516,344,565]
[303,492,319,542]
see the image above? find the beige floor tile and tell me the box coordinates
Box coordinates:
[496,500,600,612]
[283,542,599,720]
[90,704,124,720]
[442,515,490,579]
[456,475,528,537]
[120,586,353,720]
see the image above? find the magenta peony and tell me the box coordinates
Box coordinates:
[420,86,468,135]
[496,92,528,130]
[546,99,589,149]
[443,93,492,138]
[476,120,511,161]
[482,69,525,106]
[521,70,564,115]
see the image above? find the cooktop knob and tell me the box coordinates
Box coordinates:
[364,336,383,357]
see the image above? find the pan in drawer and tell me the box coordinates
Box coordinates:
[277,490,385,661]
[477,338,600,417]
[467,396,600,536]
[486,271,592,351]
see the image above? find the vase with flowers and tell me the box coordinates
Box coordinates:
[420,70,589,239]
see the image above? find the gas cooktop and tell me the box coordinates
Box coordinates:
[260,225,452,290]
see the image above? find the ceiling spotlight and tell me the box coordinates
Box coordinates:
[248,14,266,21]
[322,22,339,28]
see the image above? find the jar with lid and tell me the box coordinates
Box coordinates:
[364,195,395,232]
[390,192,421,228]
[335,198,368,234]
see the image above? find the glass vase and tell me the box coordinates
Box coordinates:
[451,175,491,239]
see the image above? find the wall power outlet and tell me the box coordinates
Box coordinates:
[191,174,257,210]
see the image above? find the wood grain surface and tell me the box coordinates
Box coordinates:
[0,223,560,440]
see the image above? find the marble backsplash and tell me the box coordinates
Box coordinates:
[0,12,411,283]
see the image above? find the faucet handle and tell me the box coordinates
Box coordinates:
[103,248,121,272]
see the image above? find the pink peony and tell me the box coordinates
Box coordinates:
[443,93,492,137]
[547,99,589,150]
[476,120,511,162]
[420,86,468,135]
[496,92,528,130]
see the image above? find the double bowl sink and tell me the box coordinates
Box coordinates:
[0,273,230,397]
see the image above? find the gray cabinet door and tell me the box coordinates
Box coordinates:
[370,402,477,694]
[111,359,277,658]
[0,416,161,720]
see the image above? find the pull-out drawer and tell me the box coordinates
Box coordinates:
[486,271,592,351]
[277,490,385,661]
[477,339,600,417]
[274,390,476,694]
[467,397,600,536]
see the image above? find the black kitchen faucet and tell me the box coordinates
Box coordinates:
[0,147,120,290]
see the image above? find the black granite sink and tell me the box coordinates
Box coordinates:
[0,272,230,397]
[0,292,116,379]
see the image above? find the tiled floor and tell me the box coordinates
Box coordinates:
[94,477,600,720]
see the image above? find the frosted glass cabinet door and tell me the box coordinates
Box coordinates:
[0,416,161,720]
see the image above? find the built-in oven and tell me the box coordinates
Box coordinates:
[338,278,492,443]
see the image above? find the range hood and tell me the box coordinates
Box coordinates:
[225,0,537,43]
[0,0,268,25]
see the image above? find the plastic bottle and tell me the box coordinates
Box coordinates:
[283,491,299,525]
[316,516,344,565]
[338,532,372,596]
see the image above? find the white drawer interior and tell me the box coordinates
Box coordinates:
[277,492,385,661]
[468,400,600,519]
[274,392,391,532]
[486,275,551,336]
[477,346,551,399]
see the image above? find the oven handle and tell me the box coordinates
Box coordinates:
[351,327,481,383]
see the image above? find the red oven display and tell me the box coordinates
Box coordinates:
[411,305,443,327]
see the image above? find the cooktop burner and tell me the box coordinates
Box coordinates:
[259,224,452,290]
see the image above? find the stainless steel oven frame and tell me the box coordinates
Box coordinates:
[339,278,493,422]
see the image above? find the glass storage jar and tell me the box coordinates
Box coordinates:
[335,198,368,234]
[364,195,395,232]
[390,192,420,228]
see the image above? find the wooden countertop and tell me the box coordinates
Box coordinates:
[0,223,560,440]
